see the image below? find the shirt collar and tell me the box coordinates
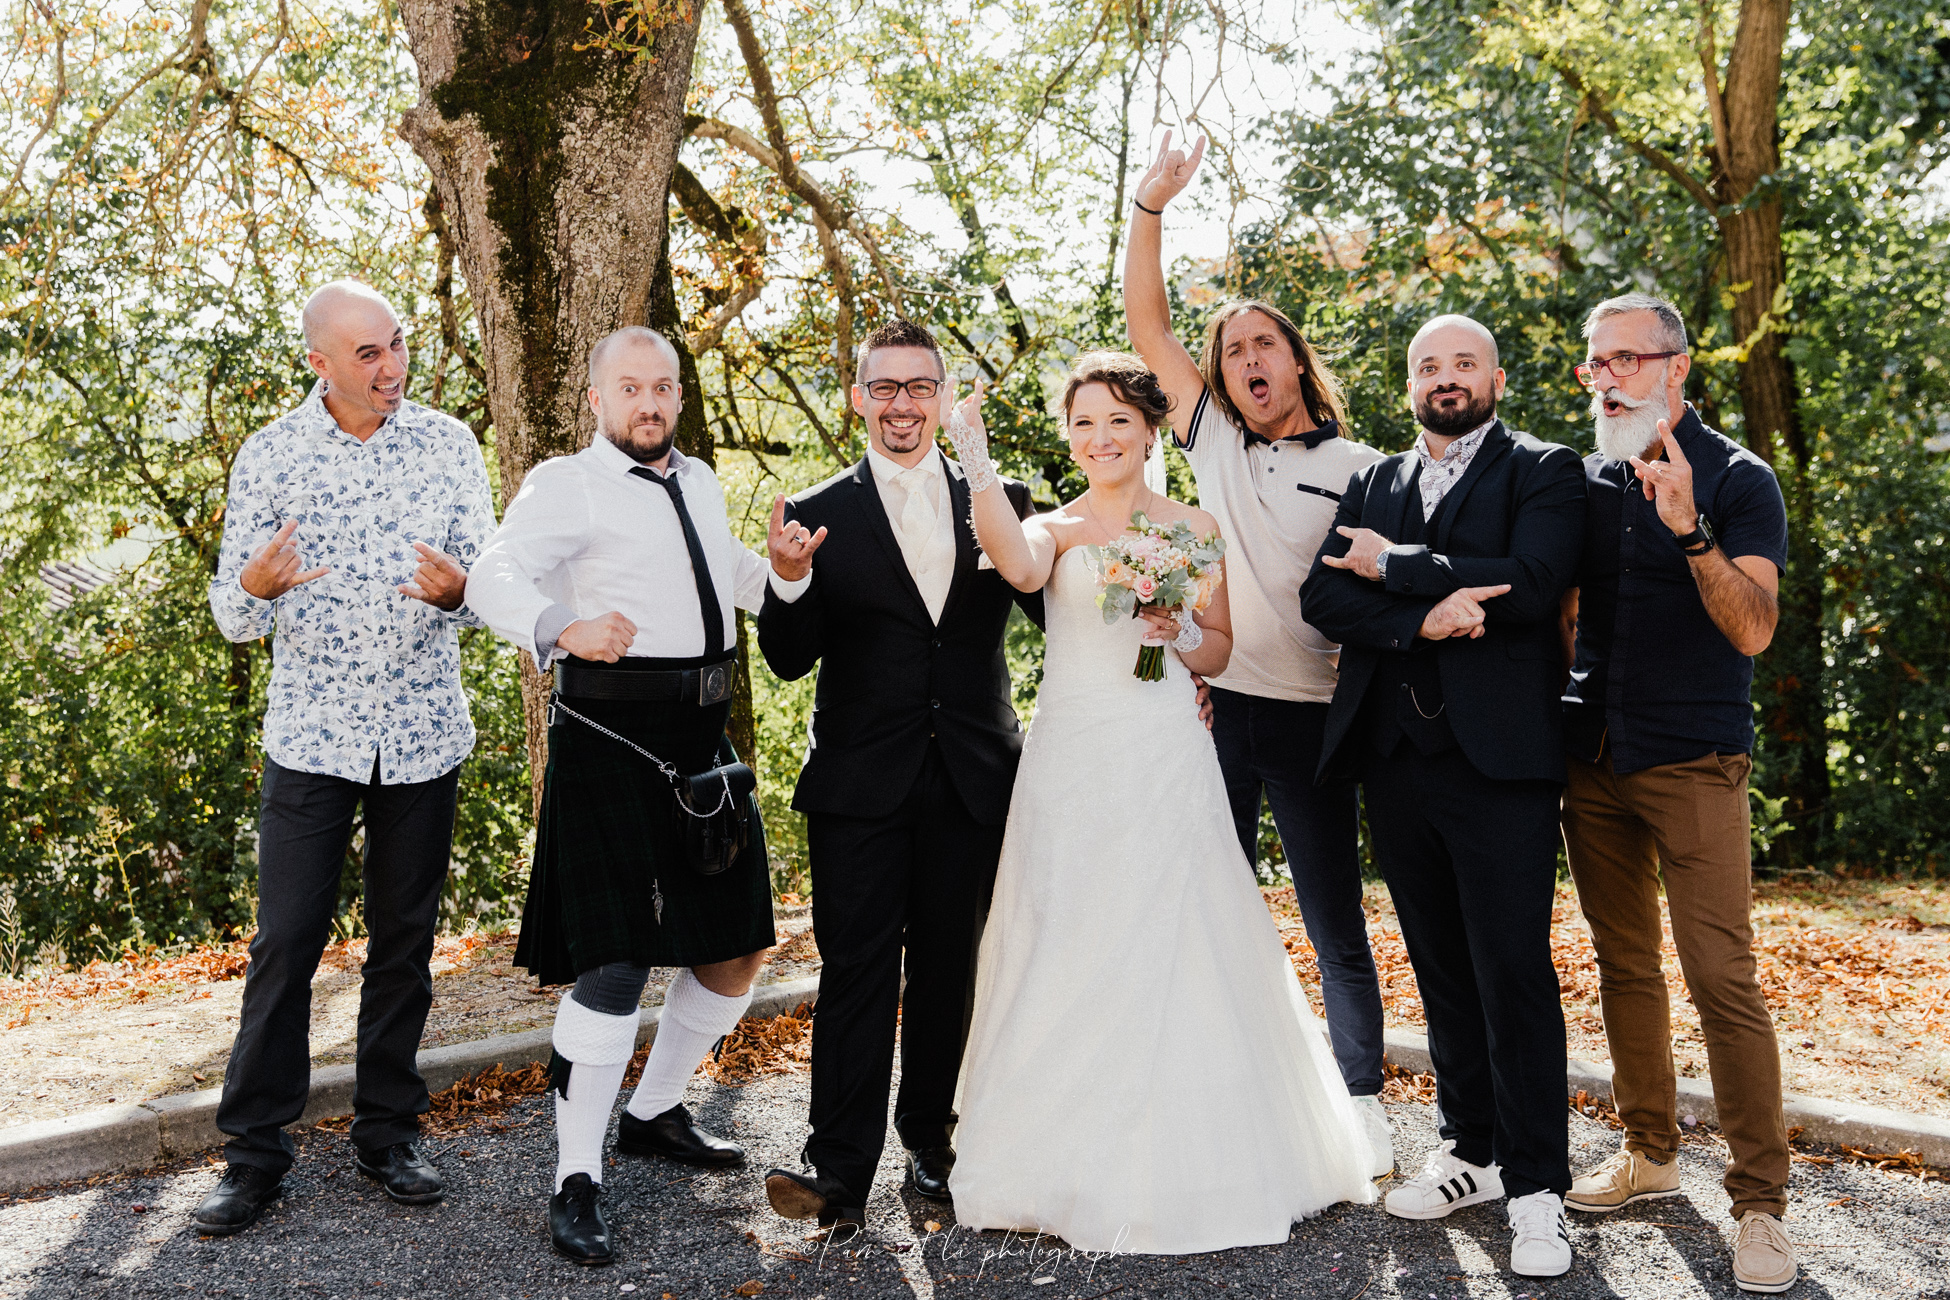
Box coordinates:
[1415,416,1496,464]
[299,380,405,443]
[866,441,942,483]
[1243,418,1341,450]
[589,431,687,478]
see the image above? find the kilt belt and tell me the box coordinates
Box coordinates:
[557,657,735,706]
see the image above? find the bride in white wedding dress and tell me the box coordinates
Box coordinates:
[941,352,1377,1254]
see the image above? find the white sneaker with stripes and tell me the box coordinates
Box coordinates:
[1507,1190,1573,1277]
[1382,1140,1503,1220]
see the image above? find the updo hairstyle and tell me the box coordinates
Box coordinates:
[1060,351,1175,429]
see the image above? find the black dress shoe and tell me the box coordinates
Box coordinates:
[905,1146,955,1201]
[617,1103,744,1166]
[191,1163,283,1236]
[764,1167,865,1232]
[549,1173,614,1265]
[353,1141,445,1205]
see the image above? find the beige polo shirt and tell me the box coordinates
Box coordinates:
[1177,387,1384,704]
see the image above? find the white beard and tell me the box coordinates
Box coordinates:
[1592,389,1665,463]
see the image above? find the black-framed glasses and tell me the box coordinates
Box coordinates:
[1575,351,1682,389]
[860,377,942,401]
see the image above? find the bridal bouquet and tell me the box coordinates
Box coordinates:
[1082,512,1227,681]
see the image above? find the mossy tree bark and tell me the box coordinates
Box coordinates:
[396,0,703,812]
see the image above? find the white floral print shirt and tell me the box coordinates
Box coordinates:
[208,384,499,785]
[1413,416,1497,519]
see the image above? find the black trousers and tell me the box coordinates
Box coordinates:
[217,755,459,1173]
[1209,687,1384,1095]
[804,742,1003,1200]
[1363,744,1571,1198]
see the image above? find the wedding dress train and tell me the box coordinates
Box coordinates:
[950,546,1377,1254]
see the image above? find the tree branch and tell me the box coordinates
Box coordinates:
[1697,1,1733,184]
[703,0,903,310]
[689,277,764,354]
[1552,61,1719,214]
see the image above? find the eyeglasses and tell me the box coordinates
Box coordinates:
[1575,351,1682,389]
[860,378,942,401]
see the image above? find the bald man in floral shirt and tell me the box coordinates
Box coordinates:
[194,281,497,1236]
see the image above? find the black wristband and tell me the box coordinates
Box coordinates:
[1133,199,1164,216]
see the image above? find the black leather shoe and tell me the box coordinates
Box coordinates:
[191,1163,283,1236]
[905,1146,955,1201]
[549,1173,614,1265]
[617,1103,745,1166]
[764,1167,865,1232]
[353,1141,445,1205]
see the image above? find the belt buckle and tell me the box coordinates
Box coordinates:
[697,662,732,706]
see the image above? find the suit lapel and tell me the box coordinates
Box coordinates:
[849,458,931,620]
[1434,422,1512,552]
[938,455,980,625]
[1384,454,1420,541]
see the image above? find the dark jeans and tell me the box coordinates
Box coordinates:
[217,755,459,1174]
[1209,687,1384,1096]
[804,741,1002,1201]
[1364,743,1571,1198]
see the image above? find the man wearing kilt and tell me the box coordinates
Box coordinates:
[467,326,825,1265]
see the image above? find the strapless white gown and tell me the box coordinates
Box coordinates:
[949,546,1377,1254]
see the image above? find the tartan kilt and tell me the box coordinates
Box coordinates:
[514,686,774,986]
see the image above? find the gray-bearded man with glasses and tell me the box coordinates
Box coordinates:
[754,318,1044,1231]
[1556,292,1797,1294]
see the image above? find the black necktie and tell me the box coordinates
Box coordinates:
[630,465,725,659]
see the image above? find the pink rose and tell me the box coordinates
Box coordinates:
[1134,574,1157,599]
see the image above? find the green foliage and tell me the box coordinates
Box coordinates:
[0,0,533,957]
[1236,0,1950,872]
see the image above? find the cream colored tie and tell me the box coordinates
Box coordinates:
[896,467,936,553]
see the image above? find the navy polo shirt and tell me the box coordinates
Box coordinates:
[1563,406,1787,775]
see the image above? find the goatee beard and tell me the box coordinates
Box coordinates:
[1591,391,1663,463]
[1414,388,1496,438]
[605,414,675,465]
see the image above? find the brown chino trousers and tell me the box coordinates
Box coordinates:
[1561,743,1790,1219]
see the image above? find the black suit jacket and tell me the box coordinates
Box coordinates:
[757,455,1043,825]
[1302,421,1587,785]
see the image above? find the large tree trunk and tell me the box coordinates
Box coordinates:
[1715,0,1827,863]
[396,0,703,812]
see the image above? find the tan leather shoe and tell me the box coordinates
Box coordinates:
[1732,1212,1798,1293]
[1564,1147,1681,1213]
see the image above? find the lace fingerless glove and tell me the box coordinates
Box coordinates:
[1172,609,1204,654]
[947,404,998,494]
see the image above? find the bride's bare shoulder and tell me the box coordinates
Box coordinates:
[1040,500,1095,542]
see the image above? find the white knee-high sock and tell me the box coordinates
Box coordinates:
[554,1060,627,1191]
[550,994,640,1192]
[625,969,752,1121]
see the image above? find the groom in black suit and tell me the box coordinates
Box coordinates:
[757,319,1041,1229]
[1303,315,1586,1277]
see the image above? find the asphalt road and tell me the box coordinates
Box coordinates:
[3,1065,1945,1300]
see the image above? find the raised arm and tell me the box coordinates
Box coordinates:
[756,497,826,682]
[945,380,1059,592]
[1123,131,1210,439]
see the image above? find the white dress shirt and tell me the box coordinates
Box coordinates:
[466,435,808,663]
[208,385,498,784]
[866,442,956,623]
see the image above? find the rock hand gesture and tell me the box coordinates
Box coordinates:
[1132,130,1207,215]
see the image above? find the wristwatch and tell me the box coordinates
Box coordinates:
[1673,513,1716,556]
[1375,547,1391,582]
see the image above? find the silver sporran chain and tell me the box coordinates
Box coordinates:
[546,697,737,818]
